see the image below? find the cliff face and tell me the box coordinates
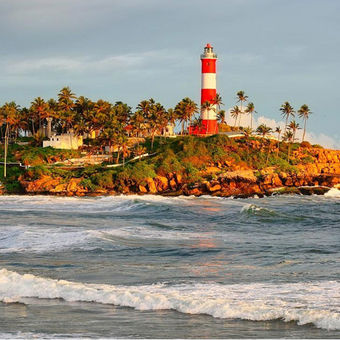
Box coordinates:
[17,147,340,197]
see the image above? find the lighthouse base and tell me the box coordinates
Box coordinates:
[189,120,218,136]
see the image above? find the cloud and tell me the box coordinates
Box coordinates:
[225,110,340,149]
[1,50,178,75]
[254,116,340,149]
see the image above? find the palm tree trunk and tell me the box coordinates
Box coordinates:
[285,116,288,134]
[4,124,9,178]
[302,118,307,142]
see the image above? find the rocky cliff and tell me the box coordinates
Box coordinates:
[17,147,340,198]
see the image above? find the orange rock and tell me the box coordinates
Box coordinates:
[139,185,148,193]
[146,177,157,194]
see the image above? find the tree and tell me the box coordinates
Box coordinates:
[245,102,256,129]
[230,106,241,127]
[280,101,295,133]
[174,97,198,134]
[275,126,282,156]
[1,102,20,177]
[256,124,273,139]
[217,110,226,124]
[298,104,312,142]
[288,120,301,142]
[30,97,50,134]
[282,130,294,161]
[236,91,248,126]
[213,93,224,111]
[256,124,273,165]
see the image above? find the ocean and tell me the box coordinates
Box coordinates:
[0,190,339,339]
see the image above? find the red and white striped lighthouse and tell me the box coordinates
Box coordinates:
[201,43,218,135]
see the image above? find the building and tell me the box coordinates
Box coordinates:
[43,132,83,150]
[189,43,218,135]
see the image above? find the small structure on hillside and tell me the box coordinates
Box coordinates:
[43,132,83,150]
[163,123,175,137]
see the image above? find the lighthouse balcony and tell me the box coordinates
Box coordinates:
[201,53,217,59]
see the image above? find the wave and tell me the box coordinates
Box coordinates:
[324,188,340,198]
[0,269,339,330]
[240,204,278,216]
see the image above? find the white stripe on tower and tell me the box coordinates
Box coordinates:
[201,73,216,89]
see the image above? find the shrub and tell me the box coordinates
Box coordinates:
[80,178,97,192]
[300,141,311,148]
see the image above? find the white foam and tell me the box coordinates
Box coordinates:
[0,226,93,253]
[0,268,339,330]
[324,188,340,198]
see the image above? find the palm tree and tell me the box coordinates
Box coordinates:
[256,124,273,165]
[175,97,198,134]
[230,106,241,127]
[280,101,295,133]
[30,97,50,134]
[298,104,312,142]
[133,144,147,161]
[275,126,282,156]
[213,93,224,111]
[245,102,256,129]
[217,110,226,124]
[288,120,301,142]
[236,91,248,126]
[282,130,294,161]
[256,124,273,139]
[1,102,20,177]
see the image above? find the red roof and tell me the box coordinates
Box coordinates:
[206,43,212,48]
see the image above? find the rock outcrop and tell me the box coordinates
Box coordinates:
[14,147,340,198]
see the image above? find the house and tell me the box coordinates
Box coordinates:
[43,133,83,150]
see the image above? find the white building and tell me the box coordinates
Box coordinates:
[43,133,83,150]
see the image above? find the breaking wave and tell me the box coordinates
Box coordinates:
[240,204,278,216]
[0,269,339,330]
[324,188,340,198]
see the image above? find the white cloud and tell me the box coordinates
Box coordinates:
[1,50,176,75]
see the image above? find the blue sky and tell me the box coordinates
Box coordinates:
[1,0,339,147]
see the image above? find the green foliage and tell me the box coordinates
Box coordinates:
[0,166,24,192]
[80,178,97,192]
[155,148,184,175]
[27,165,51,179]
[91,171,115,188]
[117,162,156,185]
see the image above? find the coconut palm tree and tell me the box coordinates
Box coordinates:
[288,120,301,142]
[1,102,20,177]
[275,126,282,156]
[298,104,312,142]
[30,97,50,134]
[282,130,294,161]
[175,97,199,134]
[213,93,224,111]
[256,124,273,139]
[280,101,295,133]
[230,106,241,127]
[236,91,248,126]
[245,102,256,129]
[256,124,273,165]
[217,110,226,124]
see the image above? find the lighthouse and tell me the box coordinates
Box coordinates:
[200,43,218,135]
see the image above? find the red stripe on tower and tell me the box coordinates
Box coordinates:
[200,43,218,135]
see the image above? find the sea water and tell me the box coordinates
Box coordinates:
[0,190,339,338]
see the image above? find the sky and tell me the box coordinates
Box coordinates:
[1,0,339,148]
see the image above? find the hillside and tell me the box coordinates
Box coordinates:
[1,135,339,197]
